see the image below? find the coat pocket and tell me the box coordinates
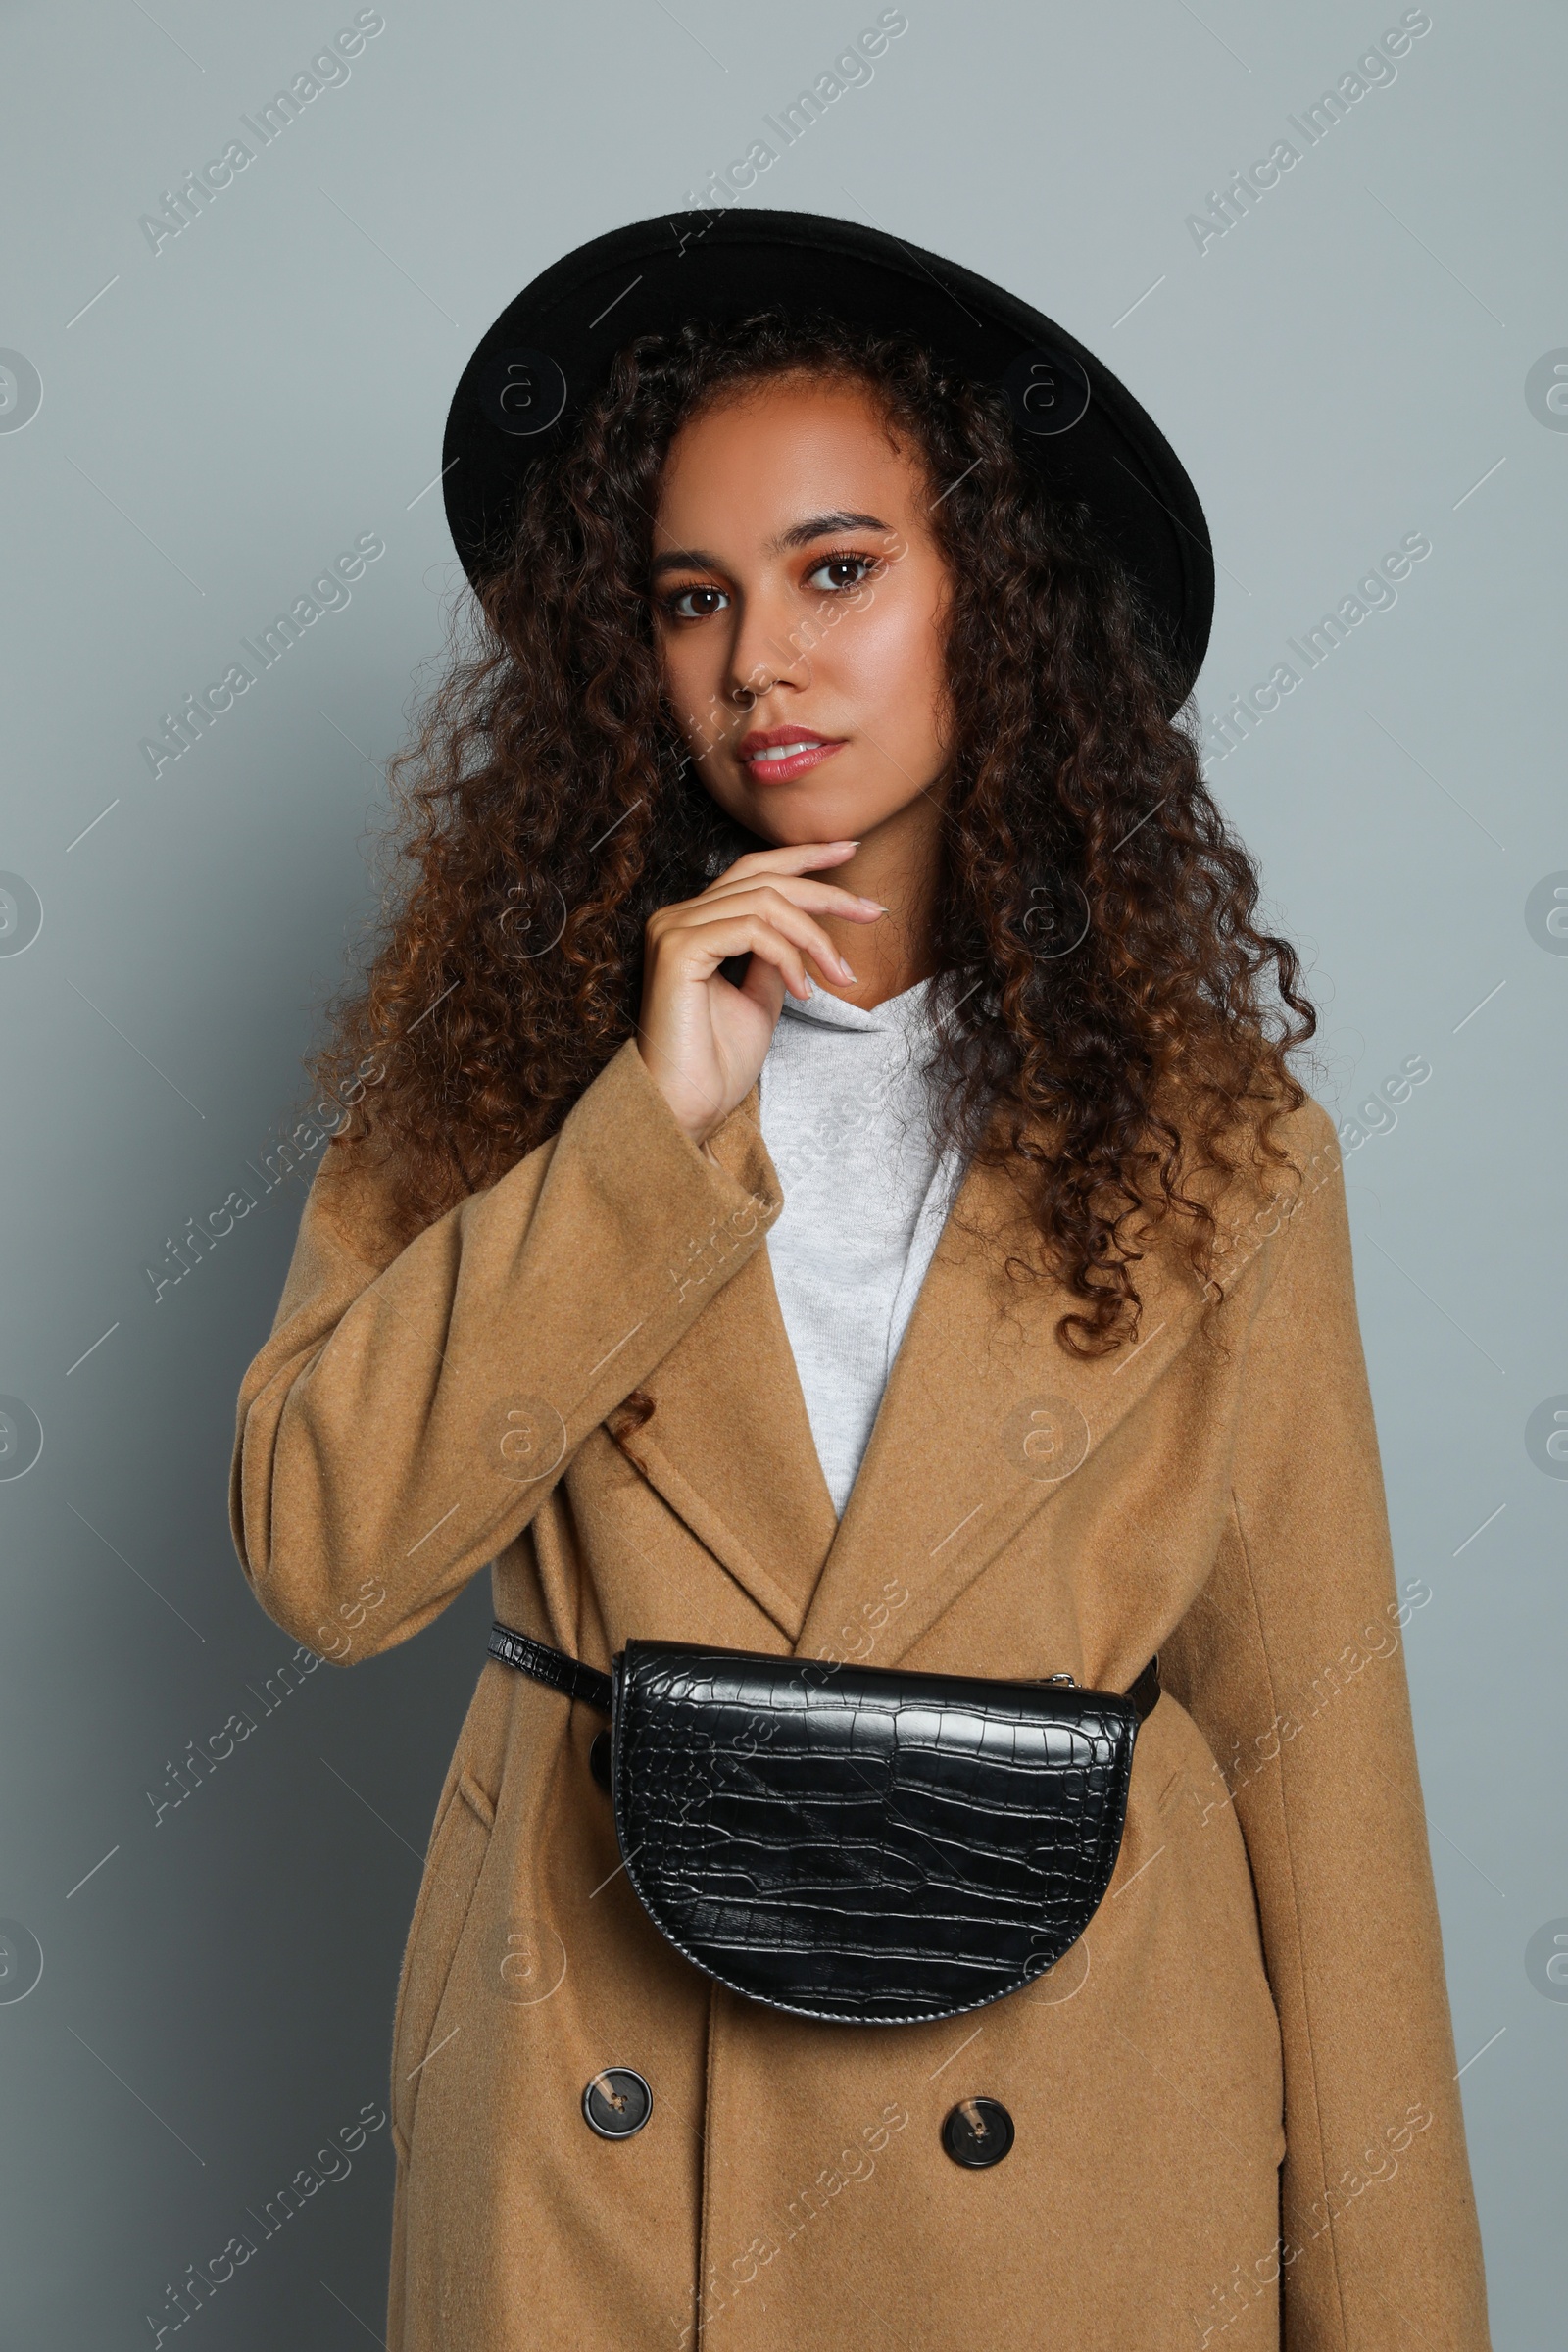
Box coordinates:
[390,1766,494,2154]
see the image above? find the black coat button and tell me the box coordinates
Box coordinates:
[942,2097,1014,2168]
[589,1730,612,1791]
[583,2067,652,2139]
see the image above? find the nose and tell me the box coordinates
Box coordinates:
[724,587,812,710]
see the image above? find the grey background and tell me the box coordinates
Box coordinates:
[1,0,1562,2342]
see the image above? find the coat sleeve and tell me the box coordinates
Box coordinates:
[229,1037,781,1661]
[1167,1117,1493,2350]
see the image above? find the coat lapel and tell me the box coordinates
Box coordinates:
[793,1138,1207,1671]
[604,1080,838,1645]
[608,1079,1207,1667]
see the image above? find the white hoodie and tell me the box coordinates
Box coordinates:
[758,974,967,1517]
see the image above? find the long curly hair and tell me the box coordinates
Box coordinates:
[305,309,1314,1352]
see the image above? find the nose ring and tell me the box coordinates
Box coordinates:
[733,665,778,708]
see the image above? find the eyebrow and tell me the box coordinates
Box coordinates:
[768,509,890,553]
[648,511,892,580]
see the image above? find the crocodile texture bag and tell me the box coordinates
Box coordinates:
[487,1622,1159,2027]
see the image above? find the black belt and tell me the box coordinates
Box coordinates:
[487,1621,613,1712]
[487,1619,1160,1723]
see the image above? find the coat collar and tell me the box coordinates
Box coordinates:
[606,1079,1206,1666]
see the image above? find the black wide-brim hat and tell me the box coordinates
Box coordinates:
[443,208,1213,709]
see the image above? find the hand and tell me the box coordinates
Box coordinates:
[636,842,886,1143]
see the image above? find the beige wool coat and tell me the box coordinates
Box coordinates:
[229,1034,1493,2350]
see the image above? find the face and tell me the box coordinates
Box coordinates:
[650,376,954,847]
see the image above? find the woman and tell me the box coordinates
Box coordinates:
[229,211,1492,2348]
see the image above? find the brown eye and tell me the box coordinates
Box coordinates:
[805,555,877,593]
[663,585,729,620]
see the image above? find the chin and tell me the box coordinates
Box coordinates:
[745,797,865,846]
[731,770,900,835]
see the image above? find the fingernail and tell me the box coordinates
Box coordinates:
[858,898,888,912]
[837,957,858,981]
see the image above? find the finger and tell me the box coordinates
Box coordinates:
[664,911,816,1000]
[680,882,876,956]
[714,840,860,887]
[735,948,786,1024]
[666,892,858,985]
[698,871,887,921]
[646,866,879,944]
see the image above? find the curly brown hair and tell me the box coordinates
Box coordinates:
[304,309,1314,1352]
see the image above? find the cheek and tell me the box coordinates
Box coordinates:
[828,592,948,748]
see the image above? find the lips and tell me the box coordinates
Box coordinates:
[737,726,846,783]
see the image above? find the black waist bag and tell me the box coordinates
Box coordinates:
[487,1621,1159,2027]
